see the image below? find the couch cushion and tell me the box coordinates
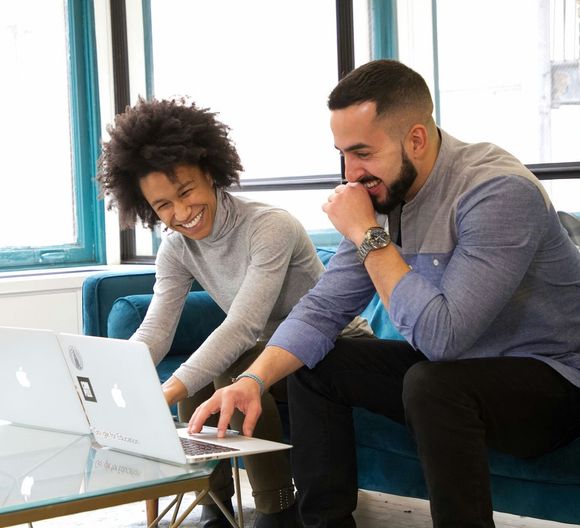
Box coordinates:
[315,247,404,340]
[354,407,580,485]
[107,291,226,356]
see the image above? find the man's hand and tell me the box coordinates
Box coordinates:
[162,376,188,407]
[189,377,262,437]
[322,182,377,245]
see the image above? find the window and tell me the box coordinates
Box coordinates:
[0,0,105,271]
[150,0,339,182]
[120,0,373,259]
[121,0,579,260]
[394,0,579,165]
[395,0,580,214]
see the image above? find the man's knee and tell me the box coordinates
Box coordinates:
[402,361,453,414]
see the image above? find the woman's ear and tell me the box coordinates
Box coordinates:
[203,170,216,187]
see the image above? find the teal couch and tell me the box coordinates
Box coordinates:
[82,236,580,525]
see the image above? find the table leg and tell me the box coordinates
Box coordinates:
[232,457,244,528]
[169,488,209,528]
[146,498,159,527]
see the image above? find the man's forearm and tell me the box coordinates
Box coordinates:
[244,345,304,389]
[363,243,411,308]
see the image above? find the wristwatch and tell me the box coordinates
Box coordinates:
[356,226,391,263]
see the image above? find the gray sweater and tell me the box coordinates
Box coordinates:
[132,190,369,395]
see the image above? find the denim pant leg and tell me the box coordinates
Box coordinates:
[288,337,426,528]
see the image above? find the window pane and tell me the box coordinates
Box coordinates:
[0,0,75,248]
[233,189,335,232]
[398,0,580,164]
[150,0,341,181]
[541,179,580,213]
[436,0,580,163]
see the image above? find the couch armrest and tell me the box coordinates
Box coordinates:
[107,292,226,355]
[82,267,206,337]
[82,268,156,337]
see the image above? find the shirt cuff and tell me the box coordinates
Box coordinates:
[389,271,440,348]
[268,318,335,368]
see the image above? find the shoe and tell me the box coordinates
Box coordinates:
[199,499,235,528]
[253,502,301,528]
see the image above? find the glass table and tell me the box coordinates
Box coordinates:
[0,423,232,528]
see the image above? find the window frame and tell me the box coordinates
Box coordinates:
[0,0,105,272]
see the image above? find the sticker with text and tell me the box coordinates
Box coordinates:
[77,376,97,402]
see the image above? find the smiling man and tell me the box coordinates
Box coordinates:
[190,60,580,528]
[97,97,375,528]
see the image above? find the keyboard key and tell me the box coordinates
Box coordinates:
[180,437,239,456]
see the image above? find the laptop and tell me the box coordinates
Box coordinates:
[0,326,91,436]
[57,332,291,466]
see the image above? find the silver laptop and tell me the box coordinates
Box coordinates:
[57,332,291,466]
[0,326,91,436]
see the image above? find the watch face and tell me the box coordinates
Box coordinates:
[368,227,390,248]
[357,227,390,263]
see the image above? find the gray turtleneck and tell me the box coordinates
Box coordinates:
[131,190,370,396]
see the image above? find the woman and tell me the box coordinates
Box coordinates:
[97,97,370,528]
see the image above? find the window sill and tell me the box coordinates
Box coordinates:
[0,264,153,295]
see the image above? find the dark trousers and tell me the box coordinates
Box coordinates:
[288,337,580,528]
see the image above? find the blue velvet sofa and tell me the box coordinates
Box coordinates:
[82,233,580,525]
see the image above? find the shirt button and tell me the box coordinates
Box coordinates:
[433,259,439,266]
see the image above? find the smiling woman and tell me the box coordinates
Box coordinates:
[139,166,218,241]
[95,96,372,527]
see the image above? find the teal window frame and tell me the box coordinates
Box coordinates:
[0,0,105,272]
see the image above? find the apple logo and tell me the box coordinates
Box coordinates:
[111,384,126,408]
[20,475,34,499]
[16,367,31,388]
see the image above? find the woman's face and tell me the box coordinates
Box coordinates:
[140,164,217,240]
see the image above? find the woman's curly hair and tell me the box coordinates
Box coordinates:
[97,97,243,229]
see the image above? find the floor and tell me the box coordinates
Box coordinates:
[11,470,579,527]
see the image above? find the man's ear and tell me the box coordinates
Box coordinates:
[405,124,429,159]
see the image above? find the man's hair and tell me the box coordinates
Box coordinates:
[97,97,243,229]
[328,60,433,134]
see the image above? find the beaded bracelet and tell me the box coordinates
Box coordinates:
[234,371,265,396]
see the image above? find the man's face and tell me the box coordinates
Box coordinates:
[139,164,217,240]
[330,101,418,214]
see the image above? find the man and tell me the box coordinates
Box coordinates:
[190,60,580,527]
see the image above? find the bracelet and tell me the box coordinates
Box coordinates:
[234,371,265,396]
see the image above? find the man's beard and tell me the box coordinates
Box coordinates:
[371,147,417,214]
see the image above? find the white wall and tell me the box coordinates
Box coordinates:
[0,272,93,333]
[0,265,146,333]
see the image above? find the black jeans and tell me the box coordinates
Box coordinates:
[288,337,580,528]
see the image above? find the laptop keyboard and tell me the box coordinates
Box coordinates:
[179,436,240,456]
